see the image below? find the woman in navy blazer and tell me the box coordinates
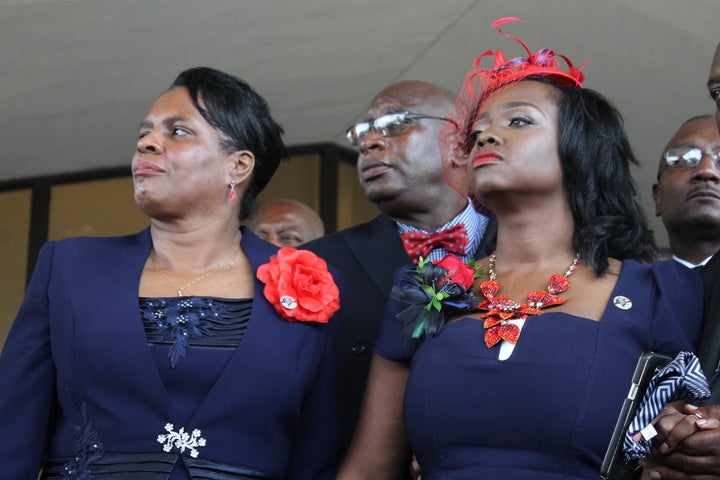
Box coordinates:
[0,67,342,479]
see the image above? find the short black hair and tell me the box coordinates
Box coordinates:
[170,67,286,219]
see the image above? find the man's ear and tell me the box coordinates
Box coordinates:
[652,183,661,217]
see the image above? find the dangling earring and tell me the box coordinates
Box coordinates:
[228,181,237,201]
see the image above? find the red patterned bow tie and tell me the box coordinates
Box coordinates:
[401,223,469,263]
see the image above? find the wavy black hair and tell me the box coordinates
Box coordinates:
[170,67,286,220]
[539,78,657,274]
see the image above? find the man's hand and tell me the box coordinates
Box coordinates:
[639,404,720,479]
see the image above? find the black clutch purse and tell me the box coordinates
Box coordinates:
[600,351,672,480]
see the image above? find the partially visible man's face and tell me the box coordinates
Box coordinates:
[355,81,452,205]
[653,117,720,235]
[252,202,323,247]
[710,41,720,131]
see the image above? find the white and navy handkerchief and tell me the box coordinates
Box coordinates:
[623,351,710,462]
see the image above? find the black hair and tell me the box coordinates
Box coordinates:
[170,67,286,220]
[542,79,657,274]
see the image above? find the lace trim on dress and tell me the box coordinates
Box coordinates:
[140,297,252,367]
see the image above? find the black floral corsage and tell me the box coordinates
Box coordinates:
[391,254,482,341]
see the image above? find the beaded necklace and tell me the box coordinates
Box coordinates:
[478,252,581,348]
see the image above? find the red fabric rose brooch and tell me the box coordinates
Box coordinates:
[392,255,482,341]
[257,248,340,323]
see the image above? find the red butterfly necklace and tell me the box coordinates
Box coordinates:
[478,252,581,348]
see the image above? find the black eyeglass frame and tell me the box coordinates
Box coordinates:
[345,111,457,146]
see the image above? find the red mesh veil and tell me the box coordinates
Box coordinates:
[440,17,588,208]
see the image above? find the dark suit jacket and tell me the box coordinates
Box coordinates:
[0,228,341,479]
[303,214,410,448]
[303,213,497,449]
[700,252,720,404]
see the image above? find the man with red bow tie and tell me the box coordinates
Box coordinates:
[303,80,493,457]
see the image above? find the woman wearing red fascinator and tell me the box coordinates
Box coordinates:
[338,18,705,479]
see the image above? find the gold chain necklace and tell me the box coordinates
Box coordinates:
[154,259,236,297]
[151,234,241,296]
[151,232,241,297]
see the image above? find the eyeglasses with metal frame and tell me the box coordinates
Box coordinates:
[346,111,457,146]
[664,146,720,168]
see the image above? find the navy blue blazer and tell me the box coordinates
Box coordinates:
[0,228,341,479]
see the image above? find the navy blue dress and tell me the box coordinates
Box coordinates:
[374,260,703,479]
[140,296,252,479]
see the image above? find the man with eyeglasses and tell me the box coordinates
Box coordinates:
[639,44,720,480]
[303,80,492,455]
[652,114,720,268]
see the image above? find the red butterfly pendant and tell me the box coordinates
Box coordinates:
[484,323,521,348]
[477,260,577,349]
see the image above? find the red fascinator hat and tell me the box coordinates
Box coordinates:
[469,17,586,94]
[441,17,589,205]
